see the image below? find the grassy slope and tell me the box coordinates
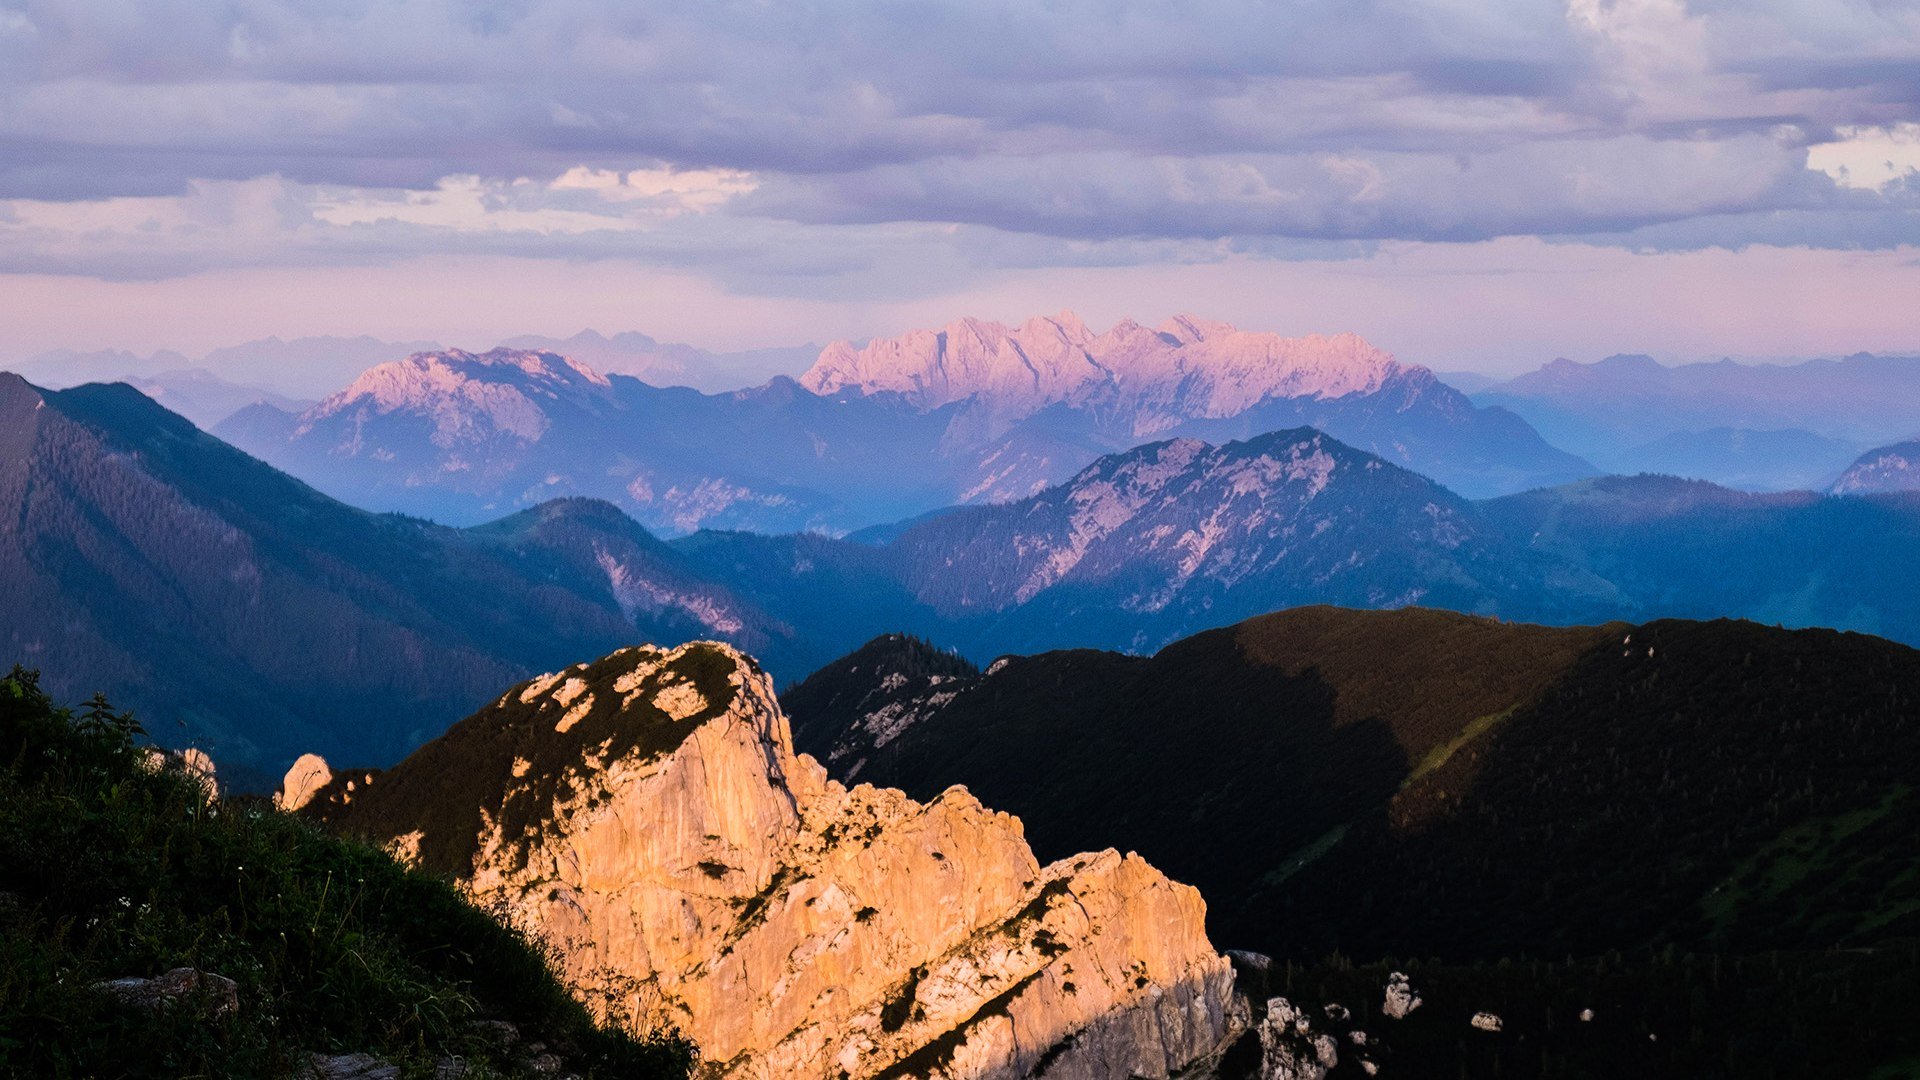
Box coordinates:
[1275,617,1920,961]
[0,667,694,1078]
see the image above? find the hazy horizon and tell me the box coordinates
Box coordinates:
[11,299,1920,391]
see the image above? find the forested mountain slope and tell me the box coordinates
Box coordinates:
[786,607,1920,962]
[0,374,793,783]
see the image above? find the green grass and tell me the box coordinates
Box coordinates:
[1702,785,1912,933]
[1401,706,1515,789]
[0,666,695,1078]
[1867,1055,1920,1080]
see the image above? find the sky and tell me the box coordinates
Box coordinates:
[4,0,1920,373]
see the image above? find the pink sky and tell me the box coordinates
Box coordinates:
[5,239,1918,374]
[6,2,1920,376]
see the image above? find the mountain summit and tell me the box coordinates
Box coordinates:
[1832,439,1920,495]
[301,348,617,447]
[219,318,1590,533]
[298,640,1238,1078]
[0,371,823,779]
[802,311,1400,430]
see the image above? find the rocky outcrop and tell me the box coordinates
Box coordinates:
[142,746,219,800]
[301,348,615,448]
[302,1052,401,1080]
[1382,973,1422,1020]
[276,752,333,811]
[94,967,239,1019]
[300,641,1237,1079]
[1831,439,1920,495]
[1254,999,1336,1080]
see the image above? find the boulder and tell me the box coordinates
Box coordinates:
[1382,972,1423,1020]
[93,967,238,1019]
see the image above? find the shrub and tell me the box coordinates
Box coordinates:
[0,666,694,1078]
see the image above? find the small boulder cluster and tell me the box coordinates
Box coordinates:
[1254,996,1381,1079]
[1240,968,1533,1077]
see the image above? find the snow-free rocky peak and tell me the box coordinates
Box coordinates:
[1832,439,1920,495]
[882,428,1495,639]
[218,315,1586,534]
[294,640,1239,1079]
[801,312,1404,429]
[299,347,614,445]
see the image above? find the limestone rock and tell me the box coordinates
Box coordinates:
[305,1052,401,1080]
[1225,949,1273,974]
[1382,972,1422,1020]
[801,313,1401,432]
[94,966,238,1019]
[141,746,219,800]
[1470,1011,1504,1032]
[176,748,218,799]
[1254,997,1332,1080]
[1832,439,1920,495]
[277,752,334,811]
[306,641,1236,1079]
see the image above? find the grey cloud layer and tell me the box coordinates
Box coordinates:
[3,0,1920,278]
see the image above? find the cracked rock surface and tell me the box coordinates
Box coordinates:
[298,641,1236,1079]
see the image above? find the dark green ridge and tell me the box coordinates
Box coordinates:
[784,606,1920,962]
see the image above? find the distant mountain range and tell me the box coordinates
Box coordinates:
[497,329,819,392]
[1473,351,1920,488]
[215,314,1593,534]
[1483,474,1920,645]
[121,370,314,430]
[13,337,443,401]
[803,312,1593,502]
[214,348,967,532]
[0,372,841,783]
[10,330,820,405]
[803,312,1400,420]
[1598,426,1861,492]
[860,429,1576,655]
[679,437,1920,660]
[16,367,1920,782]
[27,333,1920,501]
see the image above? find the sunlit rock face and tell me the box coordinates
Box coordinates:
[275,752,332,812]
[802,312,1402,434]
[295,641,1237,1079]
[302,348,615,450]
[1831,439,1920,495]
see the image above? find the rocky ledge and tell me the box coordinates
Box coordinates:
[292,641,1238,1079]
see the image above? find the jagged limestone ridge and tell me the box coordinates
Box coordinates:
[293,641,1238,1079]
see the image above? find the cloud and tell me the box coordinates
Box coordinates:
[1809,123,1920,189]
[746,131,1871,244]
[0,0,1917,285]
